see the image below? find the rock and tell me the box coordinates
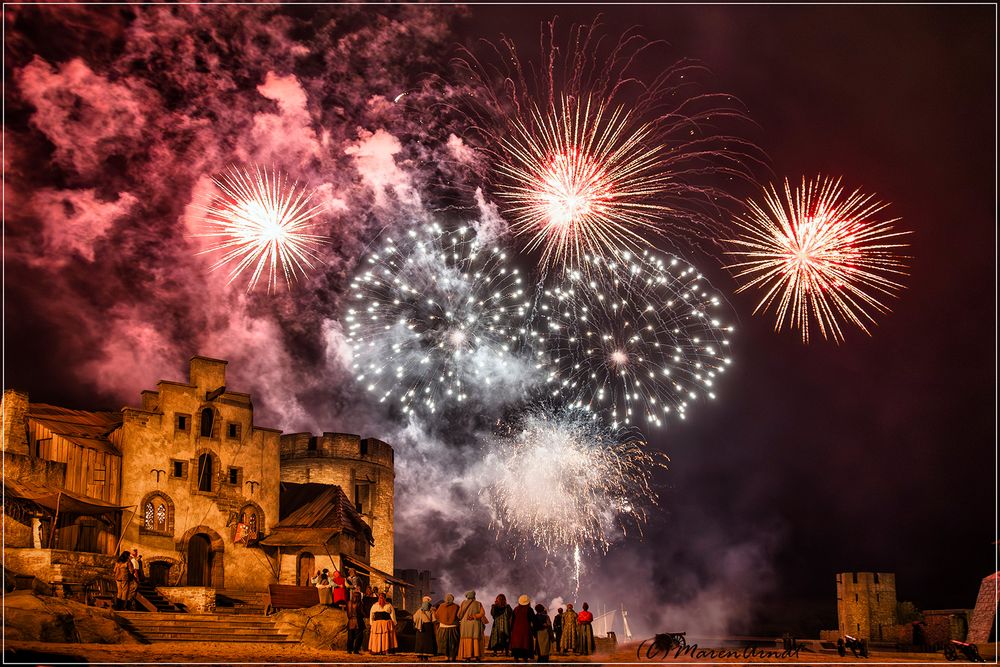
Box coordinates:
[272,605,348,649]
[2,591,142,644]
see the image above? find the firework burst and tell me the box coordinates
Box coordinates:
[452,20,762,274]
[481,406,667,557]
[529,249,734,429]
[195,165,326,293]
[728,176,910,343]
[345,223,535,417]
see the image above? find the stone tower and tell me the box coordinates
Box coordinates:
[837,572,898,640]
[279,432,394,578]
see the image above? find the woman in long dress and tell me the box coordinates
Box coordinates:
[413,599,437,661]
[316,573,333,605]
[532,604,554,663]
[488,594,513,656]
[509,595,536,662]
[368,592,398,655]
[559,603,579,653]
[576,602,595,655]
[457,590,489,661]
[331,568,347,607]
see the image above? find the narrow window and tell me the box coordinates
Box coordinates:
[227,423,239,439]
[360,439,369,455]
[144,501,155,529]
[200,408,214,437]
[172,460,184,478]
[156,503,167,532]
[198,453,213,492]
[355,482,371,515]
[308,436,318,451]
[855,594,858,602]
[228,467,239,485]
[176,414,188,431]
[852,573,858,584]
[873,573,880,585]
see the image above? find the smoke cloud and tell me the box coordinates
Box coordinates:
[5,5,779,639]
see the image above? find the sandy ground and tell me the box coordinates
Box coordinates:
[5,641,988,665]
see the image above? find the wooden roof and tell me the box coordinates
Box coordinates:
[274,482,374,544]
[28,403,122,455]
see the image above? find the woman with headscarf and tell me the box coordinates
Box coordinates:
[559,603,579,654]
[457,590,489,661]
[435,593,460,661]
[488,593,513,656]
[509,594,536,662]
[331,567,347,607]
[576,602,595,655]
[532,604,554,662]
[368,591,397,655]
[346,589,366,654]
[413,597,437,661]
[316,571,333,605]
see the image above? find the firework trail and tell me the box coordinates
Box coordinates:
[481,406,667,558]
[528,249,734,430]
[345,223,537,417]
[727,176,910,343]
[194,165,327,293]
[450,19,764,274]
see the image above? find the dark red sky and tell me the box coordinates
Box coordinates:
[459,4,996,628]
[4,5,994,634]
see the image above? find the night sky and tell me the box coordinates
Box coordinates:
[4,5,994,636]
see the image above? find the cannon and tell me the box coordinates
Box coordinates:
[943,639,985,662]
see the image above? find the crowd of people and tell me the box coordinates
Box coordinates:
[113,553,599,660]
[343,588,598,661]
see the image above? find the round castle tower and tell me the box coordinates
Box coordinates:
[279,432,394,577]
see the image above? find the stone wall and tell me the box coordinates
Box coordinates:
[280,432,394,578]
[836,572,898,640]
[156,586,216,613]
[967,572,997,643]
[117,356,282,591]
[2,389,30,455]
[4,549,116,592]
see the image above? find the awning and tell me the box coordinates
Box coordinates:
[258,528,339,547]
[341,554,411,587]
[3,479,132,516]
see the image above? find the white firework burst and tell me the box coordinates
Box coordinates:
[345,223,535,416]
[529,249,734,429]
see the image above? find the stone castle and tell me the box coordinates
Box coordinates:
[2,355,399,605]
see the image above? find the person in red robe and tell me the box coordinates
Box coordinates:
[331,567,348,607]
[509,595,536,662]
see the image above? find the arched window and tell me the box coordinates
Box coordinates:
[197,453,213,492]
[238,503,264,545]
[140,492,174,536]
[200,408,215,437]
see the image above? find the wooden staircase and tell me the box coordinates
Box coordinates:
[117,611,294,643]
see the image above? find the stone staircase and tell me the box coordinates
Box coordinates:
[214,588,268,615]
[136,583,182,613]
[117,611,294,643]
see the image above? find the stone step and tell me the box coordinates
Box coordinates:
[119,612,265,621]
[122,619,277,630]
[140,632,294,643]
[125,625,279,635]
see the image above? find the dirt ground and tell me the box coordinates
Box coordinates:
[5,641,986,665]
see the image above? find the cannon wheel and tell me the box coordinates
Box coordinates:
[676,634,687,649]
[943,644,958,661]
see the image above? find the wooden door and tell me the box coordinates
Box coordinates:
[188,534,212,586]
[149,562,171,587]
[297,552,315,586]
